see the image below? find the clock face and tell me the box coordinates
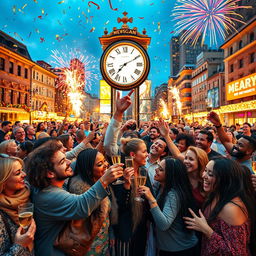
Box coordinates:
[100,40,150,90]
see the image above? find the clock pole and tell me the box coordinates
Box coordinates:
[99,12,151,124]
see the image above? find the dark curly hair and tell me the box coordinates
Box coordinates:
[27,140,63,189]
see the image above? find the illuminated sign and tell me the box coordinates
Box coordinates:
[226,73,256,101]
[100,80,111,114]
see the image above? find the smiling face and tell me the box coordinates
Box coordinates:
[196,133,211,151]
[202,160,216,193]
[131,142,148,167]
[154,160,166,183]
[3,161,26,195]
[176,139,187,153]
[184,149,199,174]
[150,139,166,158]
[93,152,109,181]
[51,150,73,180]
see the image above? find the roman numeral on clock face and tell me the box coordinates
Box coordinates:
[123,76,127,83]
[123,47,128,53]
[115,49,121,54]
[109,69,115,76]
[134,69,141,75]
[107,63,113,67]
[114,74,120,81]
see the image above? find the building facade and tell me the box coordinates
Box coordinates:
[0,30,32,122]
[221,17,256,125]
[30,61,57,121]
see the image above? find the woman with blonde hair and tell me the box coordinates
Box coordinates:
[0,139,18,156]
[0,155,36,255]
[111,137,150,256]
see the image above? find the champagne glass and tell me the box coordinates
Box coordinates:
[125,156,134,168]
[134,167,147,202]
[111,155,125,185]
[252,154,256,173]
[18,203,33,230]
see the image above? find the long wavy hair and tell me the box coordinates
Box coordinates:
[204,158,256,255]
[158,157,197,219]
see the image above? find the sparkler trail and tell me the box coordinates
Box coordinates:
[172,0,251,46]
[170,87,182,116]
[159,98,169,120]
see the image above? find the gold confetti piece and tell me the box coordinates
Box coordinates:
[58,1,64,4]
[104,20,109,25]
[41,8,45,14]
[22,4,27,9]
[90,27,95,32]
[12,5,16,13]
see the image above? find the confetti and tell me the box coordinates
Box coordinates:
[150,3,154,5]
[40,37,45,43]
[35,28,40,33]
[41,8,45,14]
[13,32,24,41]
[12,5,17,13]
[58,1,65,4]
[33,0,38,3]
[108,0,118,11]
[90,27,95,32]
[88,1,100,10]
[38,15,43,19]
[138,17,144,19]
[104,20,109,25]
[170,31,174,33]
[57,20,62,25]
[22,4,27,9]
[28,32,32,38]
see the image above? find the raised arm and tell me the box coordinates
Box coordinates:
[157,120,185,161]
[104,90,134,156]
[207,112,234,154]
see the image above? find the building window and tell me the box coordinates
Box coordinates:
[239,59,243,68]
[0,88,4,102]
[9,62,14,74]
[25,68,28,79]
[238,40,243,49]
[250,53,255,63]
[17,65,21,76]
[249,32,254,43]
[230,64,234,73]
[0,58,5,71]
[41,74,43,82]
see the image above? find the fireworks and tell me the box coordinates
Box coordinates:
[51,46,98,91]
[172,0,251,46]
[51,47,98,117]
[170,87,182,116]
[159,98,169,120]
[64,69,84,117]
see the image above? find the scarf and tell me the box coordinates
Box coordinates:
[0,185,30,225]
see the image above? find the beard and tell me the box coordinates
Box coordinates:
[230,146,247,159]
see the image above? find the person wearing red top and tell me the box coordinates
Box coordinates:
[184,158,256,256]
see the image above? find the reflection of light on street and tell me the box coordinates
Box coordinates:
[64,69,84,117]
[159,98,169,119]
[170,87,182,115]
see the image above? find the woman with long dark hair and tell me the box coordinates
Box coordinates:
[184,158,256,256]
[68,148,120,255]
[139,157,198,256]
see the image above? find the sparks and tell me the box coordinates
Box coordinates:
[172,0,251,46]
[50,46,98,91]
[159,98,169,120]
[170,87,182,116]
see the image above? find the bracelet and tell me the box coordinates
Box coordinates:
[214,124,222,128]
[149,199,157,205]
[99,178,108,189]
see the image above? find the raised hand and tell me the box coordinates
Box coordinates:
[207,111,221,126]
[101,163,124,185]
[157,120,170,138]
[116,90,134,114]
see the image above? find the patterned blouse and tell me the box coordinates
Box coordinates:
[0,210,32,256]
[201,217,251,256]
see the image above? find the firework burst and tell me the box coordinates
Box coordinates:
[172,0,251,46]
[51,46,98,91]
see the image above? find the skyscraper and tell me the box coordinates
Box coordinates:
[170,31,208,77]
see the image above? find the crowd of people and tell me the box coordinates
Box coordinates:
[0,89,256,256]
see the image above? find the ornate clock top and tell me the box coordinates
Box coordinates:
[117,12,133,29]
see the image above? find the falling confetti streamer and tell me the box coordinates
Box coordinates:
[58,0,65,4]
[108,0,118,11]
[88,1,100,9]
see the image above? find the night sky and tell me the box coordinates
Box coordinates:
[0,0,222,96]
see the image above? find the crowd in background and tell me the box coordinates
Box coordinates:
[0,90,256,256]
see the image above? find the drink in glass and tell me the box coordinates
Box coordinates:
[134,167,147,202]
[18,203,33,230]
[125,156,133,168]
[111,155,125,185]
[252,154,256,173]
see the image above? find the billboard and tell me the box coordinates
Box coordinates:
[207,87,219,108]
[100,80,111,114]
[226,73,256,101]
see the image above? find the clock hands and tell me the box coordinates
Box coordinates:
[117,55,141,73]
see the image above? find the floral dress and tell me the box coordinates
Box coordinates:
[86,198,111,256]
